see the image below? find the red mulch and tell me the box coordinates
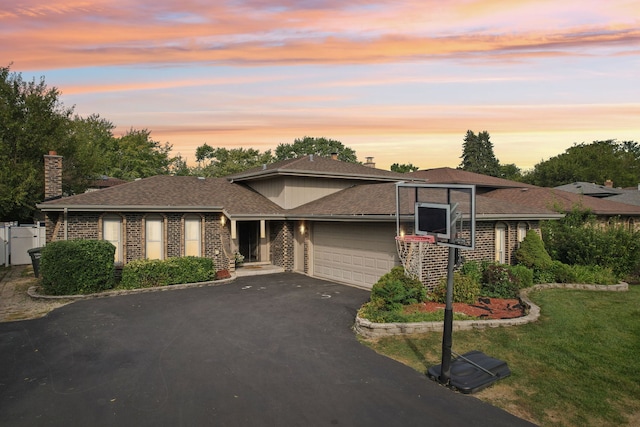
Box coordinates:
[405,298,525,320]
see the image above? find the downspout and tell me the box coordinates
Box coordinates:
[64,208,68,241]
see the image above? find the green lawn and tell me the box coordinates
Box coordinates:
[361,286,640,427]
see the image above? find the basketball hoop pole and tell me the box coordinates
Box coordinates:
[438,245,456,385]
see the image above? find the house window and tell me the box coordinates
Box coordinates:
[145,216,164,260]
[184,216,202,257]
[103,216,123,263]
[495,222,507,264]
[517,222,529,244]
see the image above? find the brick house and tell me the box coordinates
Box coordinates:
[39,153,600,290]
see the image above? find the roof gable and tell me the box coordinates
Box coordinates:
[227,155,413,183]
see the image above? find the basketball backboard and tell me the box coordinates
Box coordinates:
[395,182,476,250]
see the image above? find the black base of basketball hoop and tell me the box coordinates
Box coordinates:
[427,350,511,394]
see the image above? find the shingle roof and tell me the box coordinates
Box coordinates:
[38,175,285,216]
[605,191,640,206]
[555,182,623,197]
[484,187,640,216]
[409,167,535,189]
[227,155,414,182]
[288,182,561,220]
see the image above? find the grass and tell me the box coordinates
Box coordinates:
[361,286,640,427]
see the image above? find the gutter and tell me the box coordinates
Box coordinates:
[37,205,226,213]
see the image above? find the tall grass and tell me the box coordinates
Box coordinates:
[362,287,640,426]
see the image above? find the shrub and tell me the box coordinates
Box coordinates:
[431,271,481,304]
[370,266,427,311]
[571,265,617,285]
[515,230,553,270]
[479,263,520,299]
[120,256,216,289]
[550,260,578,283]
[509,264,534,288]
[543,208,640,280]
[40,240,115,295]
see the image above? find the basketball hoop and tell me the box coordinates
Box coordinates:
[395,235,436,285]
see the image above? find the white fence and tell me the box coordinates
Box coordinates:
[0,223,46,267]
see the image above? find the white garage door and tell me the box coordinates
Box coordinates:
[313,222,399,289]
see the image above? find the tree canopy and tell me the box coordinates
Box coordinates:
[390,163,419,173]
[275,136,358,162]
[458,130,501,177]
[0,65,74,221]
[522,140,640,187]
[0,65,178,222]
[194,144,274,177]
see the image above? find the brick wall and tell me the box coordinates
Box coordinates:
[270,220,294,271]
[48,211,233,270]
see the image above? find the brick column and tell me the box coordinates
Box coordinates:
[44,151,63,200]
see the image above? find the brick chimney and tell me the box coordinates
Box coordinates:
[44,151,63,200]
[604,179,613,188]
[364,156,375,168]
[330,152,338,160]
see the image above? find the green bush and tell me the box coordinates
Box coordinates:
[40,240,115,295]
[509,264,534,288]
[550,260,578,283]
[370,266,427,311]
[479,263,523,299]
[571,265,618,285]
[543,208,640,280]
[120,256,216,289]
[431,271,481,304]
[515,230,553,270]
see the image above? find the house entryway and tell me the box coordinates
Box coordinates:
[238,221,260,263]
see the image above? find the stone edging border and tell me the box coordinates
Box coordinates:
[354,282,629,339]
[27,275,237,301]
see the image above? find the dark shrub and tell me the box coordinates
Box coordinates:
[479,263,522,299]
[432,271,481,304]
[515,230,553,270]
[120,256,216,289]
[370,266,427,311]
[40,240,115,295]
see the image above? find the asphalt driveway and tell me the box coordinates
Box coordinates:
[0,273,534,426]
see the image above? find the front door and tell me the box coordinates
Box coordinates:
[238,221,259,263]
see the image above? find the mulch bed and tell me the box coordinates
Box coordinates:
[406,297,526,320]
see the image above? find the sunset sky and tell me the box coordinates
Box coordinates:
[3,0,639,171]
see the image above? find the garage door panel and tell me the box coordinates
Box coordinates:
[313,223,399,289]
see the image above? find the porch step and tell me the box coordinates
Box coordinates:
[234,263,284,277]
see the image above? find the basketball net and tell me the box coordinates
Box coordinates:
[395,235,436,285]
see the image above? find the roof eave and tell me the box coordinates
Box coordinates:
[37,204,225,213]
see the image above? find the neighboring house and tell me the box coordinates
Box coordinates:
[86,176,128,192]
[39,156,578,290]
[491,183,640,230]
[556,181,640,208]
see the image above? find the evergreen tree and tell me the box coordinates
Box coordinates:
[458,130,501,176]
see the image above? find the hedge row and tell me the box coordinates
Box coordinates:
[40,240,115,295]
[119,256,216,289]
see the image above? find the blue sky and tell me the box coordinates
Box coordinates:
[3,0,639,171]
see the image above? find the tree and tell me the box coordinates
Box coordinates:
[275,136,358,162]
[458,130,501,177]
[390,163,419,173]
[498,163,523,181]
[0,65,74,221]
[522,140,640,187]
[104,129,173,180]
[194,145,274,177]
